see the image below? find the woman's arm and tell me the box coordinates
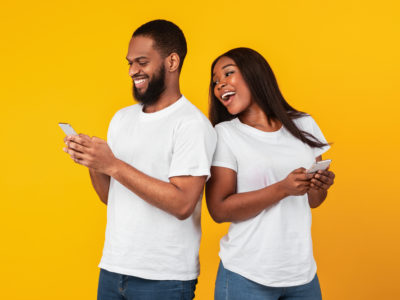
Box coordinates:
[307,155,335,208]
[205,166,312,223]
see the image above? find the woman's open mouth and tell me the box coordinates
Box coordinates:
[221,91,236,105]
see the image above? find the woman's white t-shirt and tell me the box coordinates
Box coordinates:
[212,115,330,287]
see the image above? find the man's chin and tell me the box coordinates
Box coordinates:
[133,88,147,103]
[133,93,159,106]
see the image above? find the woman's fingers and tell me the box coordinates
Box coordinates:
[311,170,335,190]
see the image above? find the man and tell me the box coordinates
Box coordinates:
[63,20,216,299]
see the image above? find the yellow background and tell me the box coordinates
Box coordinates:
[1,1,399,299]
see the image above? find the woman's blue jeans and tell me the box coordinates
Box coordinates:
[215,262,322,300]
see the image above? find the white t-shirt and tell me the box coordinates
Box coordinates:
[99,95,217,280]
[212,115,330,287]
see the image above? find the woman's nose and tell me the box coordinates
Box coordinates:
[217,81,226,90]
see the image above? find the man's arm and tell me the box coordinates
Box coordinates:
[110,159,206,220]
[89,169,110,205]
[64,134,206,219]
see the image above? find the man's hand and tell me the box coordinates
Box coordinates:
[63,134,117,175]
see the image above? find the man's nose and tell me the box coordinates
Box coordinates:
[129,64,139,77]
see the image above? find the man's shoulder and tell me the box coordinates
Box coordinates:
[114,103,141,117]
[110,103,141,123]
[176,96,212,125]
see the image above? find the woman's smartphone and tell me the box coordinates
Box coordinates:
[58,123,78,136]
[307,159,332,174]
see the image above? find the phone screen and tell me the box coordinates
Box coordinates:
[307,159,331,173]
[59,123,78,136]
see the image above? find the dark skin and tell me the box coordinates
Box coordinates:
[206,56,335,223]
[63,36,206,220]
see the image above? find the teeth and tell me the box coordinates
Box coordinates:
[134,78,146,85]
[222,91,236,100]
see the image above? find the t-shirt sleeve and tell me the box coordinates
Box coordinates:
[307,116,331,158]
[211,126,238,172]
[107,109,123,150]
[168,120,217,180]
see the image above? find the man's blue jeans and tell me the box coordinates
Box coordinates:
[97,269,197,300]
[215,262,322,300]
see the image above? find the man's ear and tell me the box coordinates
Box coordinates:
[166,53,180,72]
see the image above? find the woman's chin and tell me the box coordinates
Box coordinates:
[227,106,242,116]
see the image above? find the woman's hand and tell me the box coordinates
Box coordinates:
[279,168,313,196]
[310,169,335,191]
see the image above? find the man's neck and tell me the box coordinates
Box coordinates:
[143,88,182,113]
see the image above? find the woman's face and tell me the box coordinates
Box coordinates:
[212,56,252,115]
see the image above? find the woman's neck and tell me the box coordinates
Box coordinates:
[239,102,282,132]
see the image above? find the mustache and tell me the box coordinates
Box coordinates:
[132,74,149,80]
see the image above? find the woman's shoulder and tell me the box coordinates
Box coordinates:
[214,118,237,134]
[292,114,315,130]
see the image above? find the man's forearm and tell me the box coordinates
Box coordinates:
[89,169,110,205]
[108,159,204,220]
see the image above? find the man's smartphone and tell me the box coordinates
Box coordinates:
[306,159,332,174]
[58,123,78,136]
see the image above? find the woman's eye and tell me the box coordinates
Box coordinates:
[225,71,234,77]
[213,80,219,86]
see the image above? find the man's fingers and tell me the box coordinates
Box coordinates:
[67,141,85,153]
[79,133,92,142]
[65,147,86,159]
[69,135,90,147]
[72,157,90,167]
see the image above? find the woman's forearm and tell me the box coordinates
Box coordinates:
[209,181,288,223]
[307,188,327,208]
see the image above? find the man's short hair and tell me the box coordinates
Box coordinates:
[133,20,187,71]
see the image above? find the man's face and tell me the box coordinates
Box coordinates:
[126,36,166,106]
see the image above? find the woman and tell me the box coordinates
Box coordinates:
[206,48,335,300]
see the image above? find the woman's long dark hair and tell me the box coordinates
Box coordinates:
[209,47,328,148]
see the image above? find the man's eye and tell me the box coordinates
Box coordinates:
[139,62,148,66]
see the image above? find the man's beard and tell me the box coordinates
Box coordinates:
[132,64,166,106]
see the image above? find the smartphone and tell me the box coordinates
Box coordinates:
[307,159,332,174]
[58,123,78,136]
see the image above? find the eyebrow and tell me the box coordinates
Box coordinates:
[212,63,237,77]
[126,56,148,62]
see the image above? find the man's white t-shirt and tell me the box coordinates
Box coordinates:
[99,95,217,281]
[212,116,330,287]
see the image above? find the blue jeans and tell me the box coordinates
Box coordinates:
[98,269,197,300]
[215,262,322,300]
